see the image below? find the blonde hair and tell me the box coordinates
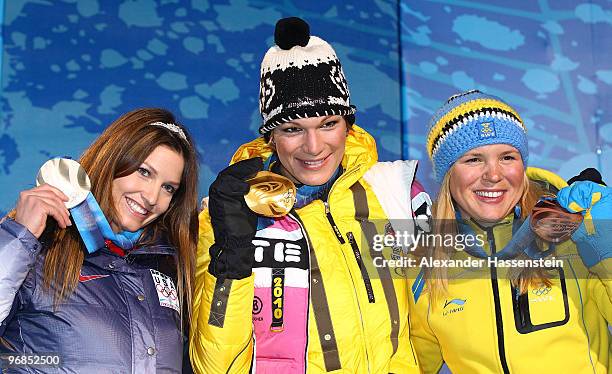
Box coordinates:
[425,169,550,303]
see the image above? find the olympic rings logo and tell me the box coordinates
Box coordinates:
[156,284,178,300]
[532,285,552,296]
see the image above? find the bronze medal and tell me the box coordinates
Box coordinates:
[530,197,583,243]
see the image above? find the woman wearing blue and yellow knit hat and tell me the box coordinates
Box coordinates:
[409,90,611,373]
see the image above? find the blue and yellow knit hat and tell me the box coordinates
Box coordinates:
[426,90,528,183]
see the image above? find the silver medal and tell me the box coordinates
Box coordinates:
[36,158,91,209]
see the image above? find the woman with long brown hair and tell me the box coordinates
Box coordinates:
[0,108,198,373]
[409,90,611,373]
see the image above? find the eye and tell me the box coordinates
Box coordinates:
[281,126,302,134]
[321,120,338,129]
[138,167,150,177]
[464,157,480,163]
[502,155,517,161]
[162,184,177,194]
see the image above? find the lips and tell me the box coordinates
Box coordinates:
[297,154,330,170]
[125,197,150,217]
[475,190,504,198]
[474,190,505,203]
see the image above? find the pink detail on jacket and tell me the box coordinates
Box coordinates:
[252,216,309,373]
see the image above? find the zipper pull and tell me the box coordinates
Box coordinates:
[324,201,345,244]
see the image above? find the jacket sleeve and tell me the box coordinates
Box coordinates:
[588,258,612,322]
[408,287,444,374]
[189,209,256,374]
[0,218,41,329]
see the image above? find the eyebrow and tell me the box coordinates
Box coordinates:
[143,162,181,186]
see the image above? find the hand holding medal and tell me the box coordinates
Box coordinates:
[14,184,72,239]
[530,196,584,243]
[13,158,87,238]
[21,157,141,252]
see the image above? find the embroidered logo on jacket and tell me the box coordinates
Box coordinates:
[530,284,553,302]
[443,298,467,316]
[253,296,263,315]
[78,271,109,283]
[150,269,180,312]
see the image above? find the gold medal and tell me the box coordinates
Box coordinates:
[245,171,296,217]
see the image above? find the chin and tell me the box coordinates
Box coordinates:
[298,168,337,186]
[298,175,329,186]
[117,217,145,232]
[478,210,511,223]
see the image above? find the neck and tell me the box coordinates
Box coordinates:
[278,164,303,186]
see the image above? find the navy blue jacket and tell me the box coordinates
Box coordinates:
[0,218,183,373]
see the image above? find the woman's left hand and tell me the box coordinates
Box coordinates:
[557,181,612,268]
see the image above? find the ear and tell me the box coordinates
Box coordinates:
[268,134,276,149]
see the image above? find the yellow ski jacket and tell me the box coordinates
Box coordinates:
[409,169,611,373]
[191,125,425,373]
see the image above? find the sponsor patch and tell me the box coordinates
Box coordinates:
[150,269,180,312]
[442,298,467,316]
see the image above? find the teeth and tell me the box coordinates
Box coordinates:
[303,159,324,166]
[127,198,148,215]
[475,191,504,198]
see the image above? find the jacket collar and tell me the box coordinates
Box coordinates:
[84,242,176,273]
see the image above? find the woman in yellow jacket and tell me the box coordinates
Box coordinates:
[409,90,611,373]
[190,17,430,373]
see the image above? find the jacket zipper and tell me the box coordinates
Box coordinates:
[320,166,361,245]
[291,211,371,373]
[288,212,311,374]
[487,227,511,374]
[346,232,375,303]
[324,201,345,244]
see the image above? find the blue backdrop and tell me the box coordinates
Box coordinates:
[1,0,610,215]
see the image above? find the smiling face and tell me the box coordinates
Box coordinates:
[271,115,347,186]
[111,145,184,232]
[449,144,525,223]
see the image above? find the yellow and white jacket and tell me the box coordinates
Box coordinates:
[191,125,427,373]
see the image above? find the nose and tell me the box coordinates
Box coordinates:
[303,130,324,156]
[483,161,502,183]
[141,182,160,209]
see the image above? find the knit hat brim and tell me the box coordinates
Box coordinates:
[259,104,356,134]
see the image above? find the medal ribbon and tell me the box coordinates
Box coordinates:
[71,193,142,253]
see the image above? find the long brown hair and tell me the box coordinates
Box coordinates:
[425,169,549,302]
[39,108,198,319]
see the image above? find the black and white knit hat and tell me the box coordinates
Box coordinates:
[258,17,356,135]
